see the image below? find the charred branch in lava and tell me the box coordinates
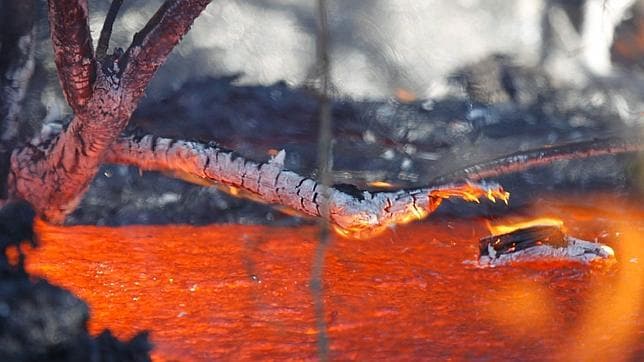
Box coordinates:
[119,0,212,101]
[102,133,644,237]
[430,136,644,185]
[95,0,124,61]
[47,0,95,113]
[105,134,509,239]
[0,0,36,200]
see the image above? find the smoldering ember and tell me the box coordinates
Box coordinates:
[0,0,643,361]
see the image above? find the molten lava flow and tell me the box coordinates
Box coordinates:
[23,194,643,361]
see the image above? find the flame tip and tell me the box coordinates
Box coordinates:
[487,217,565,235]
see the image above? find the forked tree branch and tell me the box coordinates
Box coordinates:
[96,0,124,60]
[105,134,509,239]
[9,0,213,223]
[47,0,95,113]
[103,134,644,237]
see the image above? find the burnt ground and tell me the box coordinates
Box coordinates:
[66,55,644,226]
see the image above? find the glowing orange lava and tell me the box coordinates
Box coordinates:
[24,194,643,361]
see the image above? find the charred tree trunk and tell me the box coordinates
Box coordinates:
[105,135,509,238]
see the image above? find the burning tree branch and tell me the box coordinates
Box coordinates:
[8,0,212,223]
[100,132,644,238]
[105,134,509,239]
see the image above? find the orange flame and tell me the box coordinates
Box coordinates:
[486,217,565,235]
[430,182,510,205]
[367,181,396,189]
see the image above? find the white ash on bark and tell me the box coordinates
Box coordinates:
[105,134,509,238]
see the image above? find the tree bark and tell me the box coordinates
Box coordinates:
[8,0,212,223]
[105,134,509,238]
[101,133,644,237]
[47,0,95,113]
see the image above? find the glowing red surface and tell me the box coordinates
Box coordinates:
[25,195,643,361]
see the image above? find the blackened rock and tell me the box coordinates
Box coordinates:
[0,202,152,361]
[0,200,36,249]
[0,276,92,361]
[95,330,152,362]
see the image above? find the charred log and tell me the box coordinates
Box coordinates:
[431,136,644,185]
[105,134,509,239]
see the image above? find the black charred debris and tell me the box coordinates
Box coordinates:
[0,201,151,361]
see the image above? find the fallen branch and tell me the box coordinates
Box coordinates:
[105,134,509,239]
[102,132,644,237]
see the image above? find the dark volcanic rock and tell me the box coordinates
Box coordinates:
[0,201,152,361]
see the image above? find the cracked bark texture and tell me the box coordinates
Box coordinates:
[101,131,644,236]
[47,0,95,113]
[105,134,510,238]
[8,0,212,223]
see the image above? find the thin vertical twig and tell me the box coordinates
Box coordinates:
[96,0,124,60]
[311,0,332,360]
